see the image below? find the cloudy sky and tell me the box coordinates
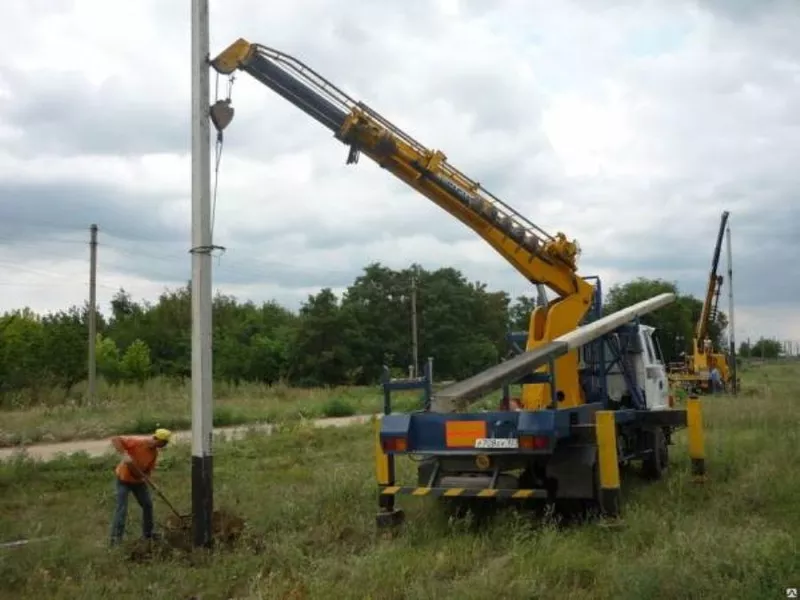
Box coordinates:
[0,0,798,345]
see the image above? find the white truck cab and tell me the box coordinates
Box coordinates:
[599,324,670,410]
[637,325,670,409]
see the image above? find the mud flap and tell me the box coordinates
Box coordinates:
[417,457,438,486]
[546,444,598,499]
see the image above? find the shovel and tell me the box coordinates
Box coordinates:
[125,457,191,525]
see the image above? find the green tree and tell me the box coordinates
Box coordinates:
[121,339,152,384]
[0,309,47,397]
[508,295,538,332]
[107,286,191,379]
[603,278,689,363]
[339,263,415,382]
[415,267,507,380]
[96,333,122,383]
[41,305,93,391]
[290,288,361,386]
[750,337,781,359]
[738,340,751,357]
[603,278,730,364]
[249,333,290,384]
[0,264,738,400]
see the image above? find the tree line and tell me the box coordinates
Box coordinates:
[738,338,784,359]
[0,263,734,402]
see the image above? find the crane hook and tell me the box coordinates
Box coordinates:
[210,99,235,133]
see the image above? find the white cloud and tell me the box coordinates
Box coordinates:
[0,0,798,346]
[542,88,638,178]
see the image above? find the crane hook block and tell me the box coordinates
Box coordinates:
[210,99,235,133]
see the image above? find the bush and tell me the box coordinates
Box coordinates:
[321,397,356,418]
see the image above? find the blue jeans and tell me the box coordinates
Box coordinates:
[109,478,154,545]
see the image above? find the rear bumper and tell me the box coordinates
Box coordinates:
[379,405,688,456]
[378,409,584,455]
[379,485,548,499]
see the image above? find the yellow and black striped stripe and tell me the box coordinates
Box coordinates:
[379,486,548,499]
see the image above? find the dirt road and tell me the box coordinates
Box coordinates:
[0,414,378,463]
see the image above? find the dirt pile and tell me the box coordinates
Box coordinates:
[126,508,253,562]
[162,508,246,550]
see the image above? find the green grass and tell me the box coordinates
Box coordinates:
[0,361,798,599]
[0,377,430,447]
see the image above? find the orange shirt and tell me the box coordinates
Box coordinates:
[114,436,159,483]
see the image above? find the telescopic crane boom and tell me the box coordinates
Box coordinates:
[696,210,729,349]
[211,39,595,409]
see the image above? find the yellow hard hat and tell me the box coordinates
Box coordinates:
[153,428,172,442]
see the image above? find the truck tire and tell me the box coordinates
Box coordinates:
[642,427,668,480]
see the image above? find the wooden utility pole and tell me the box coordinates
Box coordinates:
[88,223,98,403]
[725,219,737,394]
[411,271,419,378]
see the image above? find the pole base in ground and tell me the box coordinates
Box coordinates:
[376,508,405,529]
[191,455,213,548]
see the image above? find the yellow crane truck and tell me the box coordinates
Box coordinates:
[209,38,708,527]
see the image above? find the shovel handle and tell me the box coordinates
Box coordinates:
[123,454,186,520]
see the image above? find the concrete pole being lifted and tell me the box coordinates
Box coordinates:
[190,0,214,548]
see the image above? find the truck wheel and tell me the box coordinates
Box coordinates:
[642,427,668,480]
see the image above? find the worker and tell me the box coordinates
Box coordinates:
[709,366,722,394]
[108,428,172,546]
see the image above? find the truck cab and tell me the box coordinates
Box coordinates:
[584,323,670,411]
[637,325,670,409]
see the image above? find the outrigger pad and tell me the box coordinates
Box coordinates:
[376,508,405,529]
[599,488,621,518]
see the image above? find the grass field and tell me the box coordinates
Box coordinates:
[0,377,427,448]
[1,361,798,599]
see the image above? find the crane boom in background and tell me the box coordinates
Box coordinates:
[668,210,734,393]
[697,210,729,344]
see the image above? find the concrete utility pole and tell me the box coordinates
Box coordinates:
[725,219,737,394]
[88,223,98,403]
[190,0,214,549]
[410,271,419,378]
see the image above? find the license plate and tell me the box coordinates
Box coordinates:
[474,437,519,449]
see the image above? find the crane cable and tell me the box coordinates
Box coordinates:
[207,70,237,256]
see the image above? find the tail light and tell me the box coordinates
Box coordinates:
[381,436,408,452]
[518,435,549,450]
